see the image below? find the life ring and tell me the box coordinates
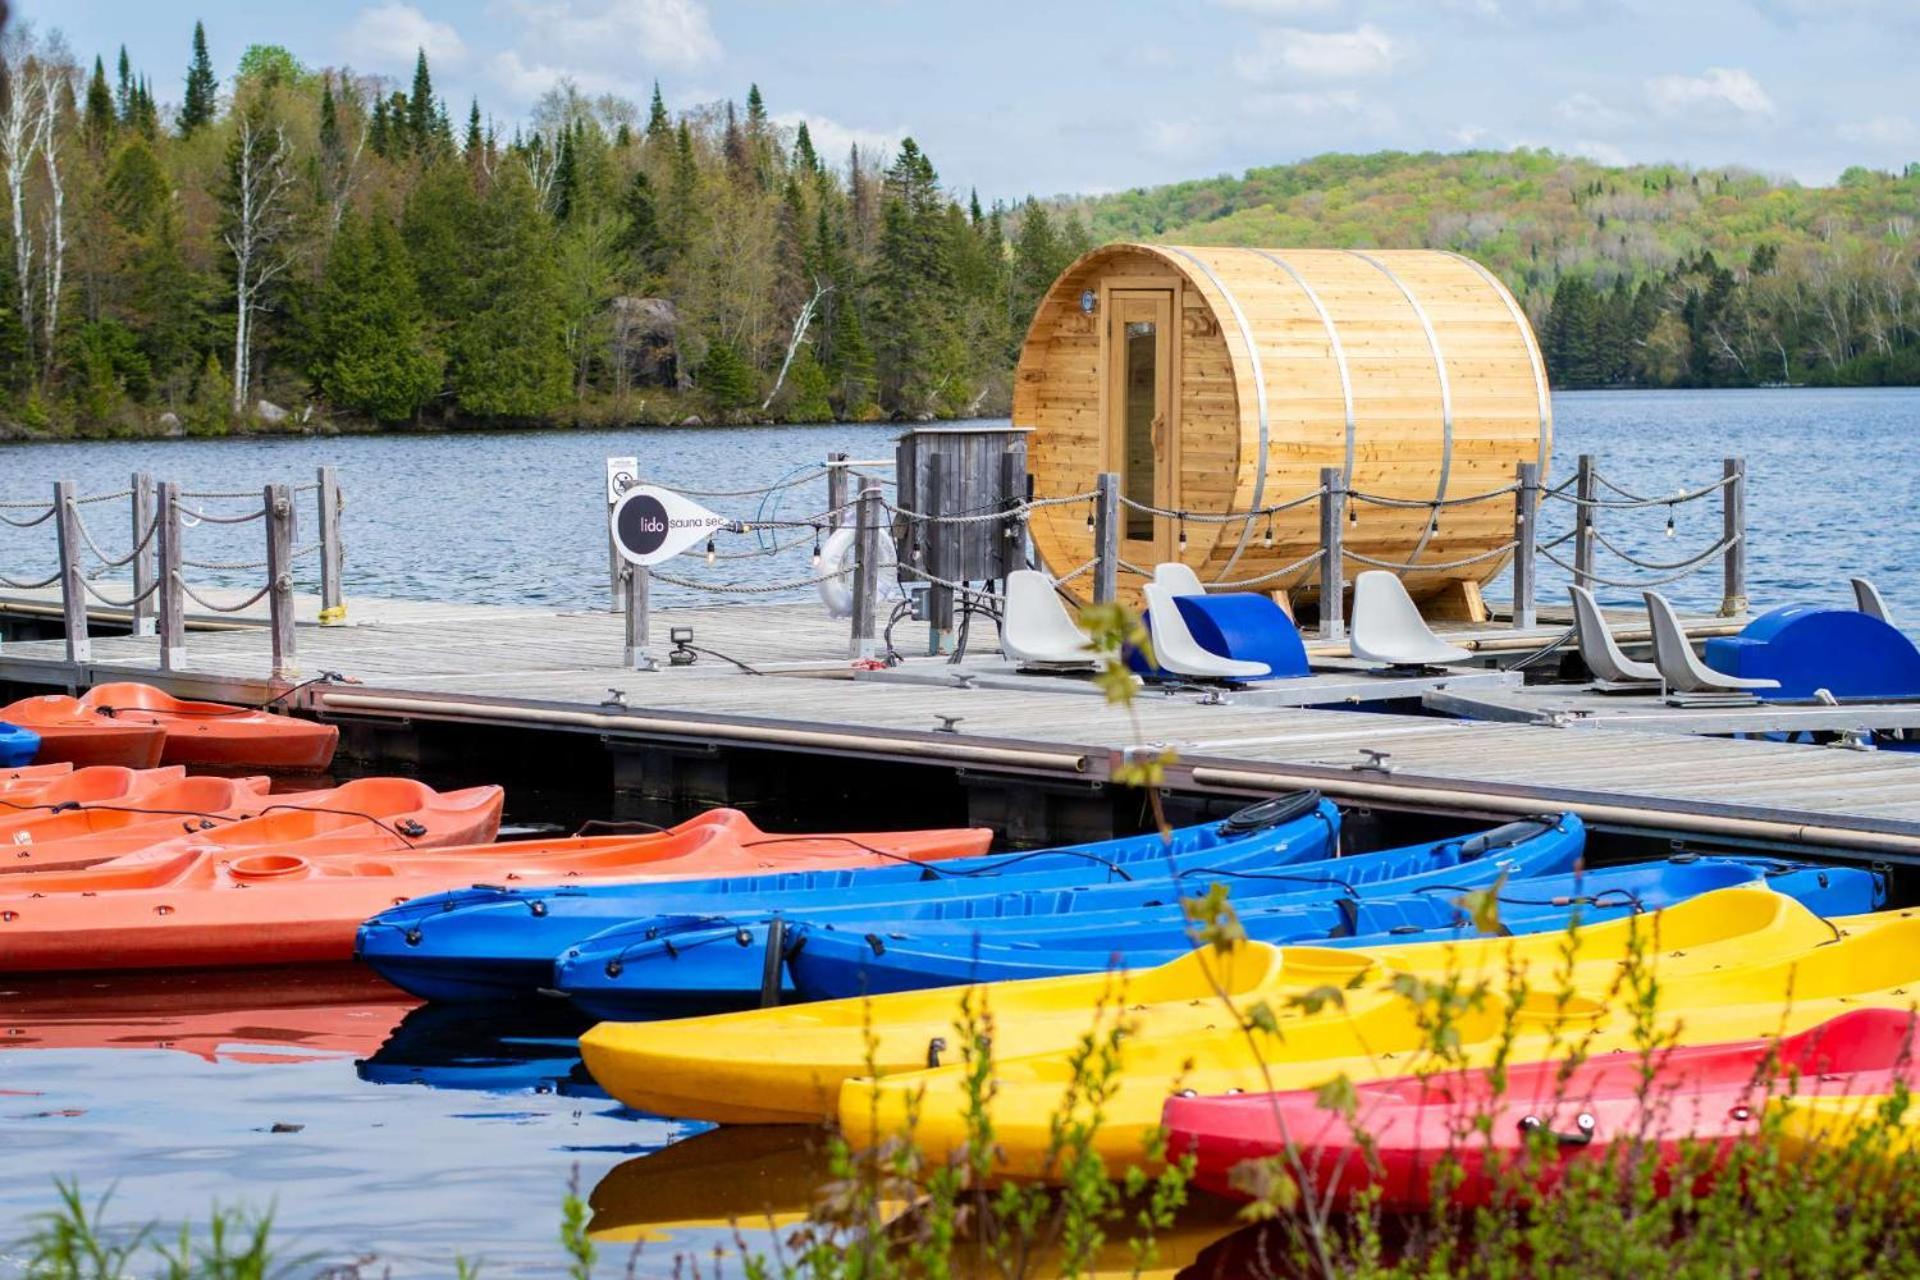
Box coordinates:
[817,526,857,618]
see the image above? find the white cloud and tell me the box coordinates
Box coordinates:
[1450,124,1488,145]
[488,50,628,100]
[1234,23,1400,80]
[344,3,467,69]
[1570,138,1629,166]
[503,0,721,72]
[1144,119,1219,157]
[1839,115,1919,148]
[1554,90,1630,132]
[1243,88,1396,130]
[770,112,906,166]
[1645,67,1775,121]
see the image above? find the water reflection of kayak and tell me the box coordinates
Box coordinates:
[356,1000,600,1097]
[588,1126,1240,1277]
[0,965,415,1063]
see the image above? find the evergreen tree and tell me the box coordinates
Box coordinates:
[319,77,341,164]
[407,50,437,149]
[465,101,483,156]
[179,21,218,136]
[445,165,570,417]
[697,338,756,411]
[115,47,134,123]
[369,98,392,158]
[745,84,768,134]
[871,138,956,413]
[645,82,670,146]
[83,58,115,150]
[722,101,748,183]
[552,127,578,220]
[614,121,631,150]
[617,170,664,284]
[781,346,833,421]
[106,136,171,234]
[665,121,700,258]
[308,210,443,422]
[793,121,818,176]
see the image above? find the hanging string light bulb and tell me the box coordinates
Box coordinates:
[705,534,717,566]
[1666,504,1676,538]
[1348,502,1358,528]
[1177,513,1188,553]
[810,525,823,568]
[1085,499,1095,532]
[1429,506,1441,537]
[1262,508,1274,549]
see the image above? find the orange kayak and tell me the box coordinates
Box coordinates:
[0,694,167,768]
[77,682,339,772]
[0,808,992,972]
[0,765,188,814]
[0,774,274,873]
[0,763,74,791]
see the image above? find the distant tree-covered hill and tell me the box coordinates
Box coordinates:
[1052,149,1920,389]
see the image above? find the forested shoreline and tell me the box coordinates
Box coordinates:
[1,24,1915,444]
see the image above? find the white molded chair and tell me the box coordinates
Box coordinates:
[1568,584,1660,687]
[1000,571,1100,670]
[1642,591,1779,695]
[1349,572,1473,669]
[1853,577,1893,627]
[1142,583,1270,680]
[1153,562,1207,598]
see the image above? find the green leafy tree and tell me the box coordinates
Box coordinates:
[307,210,442,422]
[178,22,217,135]
[235,44,305,90]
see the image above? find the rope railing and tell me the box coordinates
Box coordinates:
[0,468,348,679]
[1538,534,1741,591]
[1543,471,1734,510]
[1345,482,1519,510]
[1345,541,1521,573]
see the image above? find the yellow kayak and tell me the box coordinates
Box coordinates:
[1770,1093,1920,1161]
[580,887,1848,1125]
[839,911,1920,1177]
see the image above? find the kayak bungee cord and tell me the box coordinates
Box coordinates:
[735,835,1138,881]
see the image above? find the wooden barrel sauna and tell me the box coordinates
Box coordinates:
[1015,244,1550,615]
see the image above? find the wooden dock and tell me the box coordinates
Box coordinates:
[9,587,1920,862]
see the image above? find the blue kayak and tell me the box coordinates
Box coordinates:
[554,814,1586,1017]
[356,794,1340,1002]
[771,851,1880,1000]
[0,721,38,768]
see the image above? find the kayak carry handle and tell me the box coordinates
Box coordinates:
[1518,1112,1597,1147]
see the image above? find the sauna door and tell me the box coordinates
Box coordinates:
[1105,290,1175,562]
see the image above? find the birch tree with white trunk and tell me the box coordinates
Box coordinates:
[31,58,65,379]
[221,108,298,415]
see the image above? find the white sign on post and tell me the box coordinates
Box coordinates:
[605,456,638,505]
[611,486,733,567]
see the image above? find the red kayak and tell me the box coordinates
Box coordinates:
[1166,1007,1920,1210]
[77,682,338,772]
[0,807,989,972]
[0,694,166,767]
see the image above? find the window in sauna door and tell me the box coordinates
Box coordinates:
[1106,290,1174,558]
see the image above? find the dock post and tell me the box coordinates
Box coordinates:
[623,563,652,668]
[1318,467,1345,640]
[826,452,849,528]
[130,472,156,637]
[1091,472,1120,604]
[1512,461,1538,630]
[156,481,185,670]
[1573,454,1596,592]
[52,480,90,665]
[317,465,345,622]
[264,482,297,679]
[1720,456,1747,617]
[925,452,953,645]
[849,481,882,658]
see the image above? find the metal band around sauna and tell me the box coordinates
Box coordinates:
[1447,251,1551,472]
[1166,247,1267,581]
[1252,250,1356,486]
[1349,250,1452,573]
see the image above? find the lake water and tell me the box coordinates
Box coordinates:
[3,387,1918,1275]
[4,387,1917,617]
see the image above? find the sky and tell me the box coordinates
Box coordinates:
[38,0,1920,202]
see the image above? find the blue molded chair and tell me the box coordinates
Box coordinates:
[1706,605,1920,701]
[1174,593,1310,678]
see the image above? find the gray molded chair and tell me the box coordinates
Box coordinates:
[1349,571,1473,669]
[1142,583,1269,680]
[1154,562,1207,598]
[1000,570,1100,670]
[1853,577,1893,627]
[1568,584,1660,688]
[1642,590,1779,696]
